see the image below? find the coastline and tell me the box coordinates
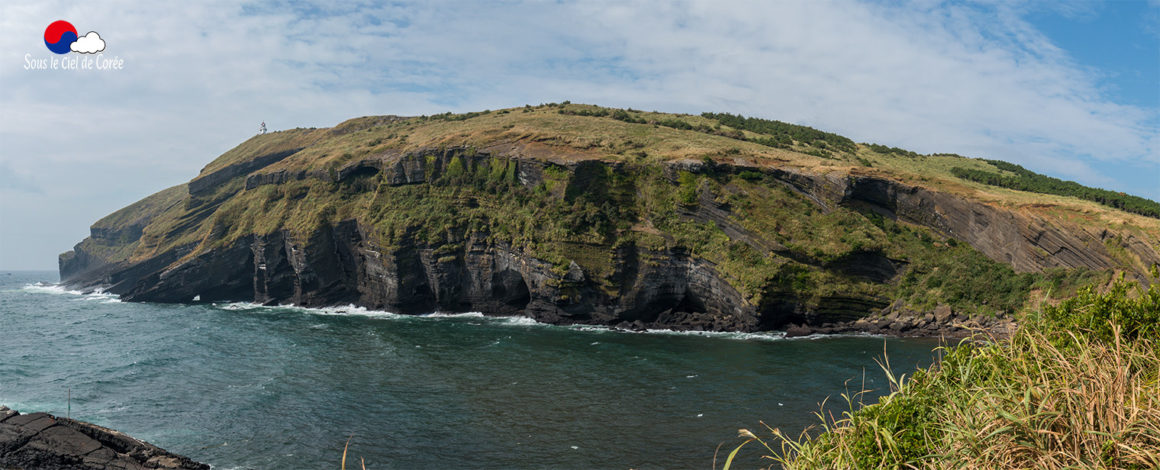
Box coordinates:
[56,278,1010,341]
[780,302,1016,339]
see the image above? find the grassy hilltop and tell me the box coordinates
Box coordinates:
[63,103,1159,329]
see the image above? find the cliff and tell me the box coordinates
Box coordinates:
[59,104,1160,332]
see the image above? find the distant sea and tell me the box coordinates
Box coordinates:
[0,271,941,469]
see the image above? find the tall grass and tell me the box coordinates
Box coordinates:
[721,274,1160,469]
[341,435,367,470]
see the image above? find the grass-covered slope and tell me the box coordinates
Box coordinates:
[951,159,1160,219]
[724,274,1160,469]
[60,103,1160,327]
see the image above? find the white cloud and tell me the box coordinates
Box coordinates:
[70,31,105,54]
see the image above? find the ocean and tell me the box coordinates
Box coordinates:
[0,271,941,469]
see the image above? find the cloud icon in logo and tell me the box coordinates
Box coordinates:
[70,31,105,54]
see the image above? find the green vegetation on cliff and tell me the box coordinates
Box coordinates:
[700,112,857,155]
[177,143,1106,317]
[722,274,1160,469]
[951,159,1160,219]
[62,103,1160,327]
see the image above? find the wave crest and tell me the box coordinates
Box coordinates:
[22,283,120,302]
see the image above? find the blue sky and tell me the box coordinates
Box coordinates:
[1,0,1157,270]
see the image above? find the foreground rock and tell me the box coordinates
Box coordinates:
[0,406,207,470]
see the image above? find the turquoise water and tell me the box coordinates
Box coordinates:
[0,271,941,469]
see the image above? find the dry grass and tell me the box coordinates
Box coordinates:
[106,103,1159,260]
[721,277,1160,469]
[934,326,1160,469]
[341,435,367,470]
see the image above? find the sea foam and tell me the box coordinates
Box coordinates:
[22,282,84,296]
[22,283,120,302]
[209,299,857,342]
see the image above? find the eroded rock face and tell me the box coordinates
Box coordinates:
[0,406,208,470]
[838,174,1153,273]
[113,219,767,331]
[58,147,1160,333]
[189,148,303,196]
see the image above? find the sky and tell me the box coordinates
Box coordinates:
[0,0,1157,270]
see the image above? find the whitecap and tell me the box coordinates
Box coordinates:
[215,302,266,311]
[495,316,542,326]
[212,302,400,320]
[213,299,873,344]
[568,325,614,333]
[421,311,485,319]
[24,283,121,303]
[783,332,884,341]
[312,305,402,320]
[639,328,788,342]
[22,282,84,296]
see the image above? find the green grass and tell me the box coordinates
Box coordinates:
[70,103,1157,322]
[164,148,1057,315]
[950,160,1160,219]
[721,272,1160,469]
[197,127,324,176]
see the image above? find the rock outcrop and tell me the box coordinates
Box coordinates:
[783,302,1018,339]
[57,109,1160,335]
[111,223,769,331]
[0,406,207,470]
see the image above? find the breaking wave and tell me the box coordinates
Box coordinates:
[200,300,872,342]
[22,283,120,303]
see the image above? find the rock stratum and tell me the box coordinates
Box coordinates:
[0,406,207,470]
[59,104,1160,333]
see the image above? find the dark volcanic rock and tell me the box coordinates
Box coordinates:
[785,305,1018,340]
[57,145,1160,335]
[837,174,1152,273]
[188,147,303,196]
[0,406,208,470]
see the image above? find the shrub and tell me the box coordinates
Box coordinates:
[951,163,1160,219]
[1037,271,1160,343]
[720,275,1160,470]
[701,112,856,153]
[738,170,763,181]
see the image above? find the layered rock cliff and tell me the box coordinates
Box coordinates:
[59,105,1160,332]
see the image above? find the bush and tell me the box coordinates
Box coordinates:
[611,109,646,124]
[677,171,699,206]
[720,275,1160,470]
[657,118,693,130]
[1038,271,1160,343]
[701,112,856,153]
[951,163,1160,219]
[738,170,763,181]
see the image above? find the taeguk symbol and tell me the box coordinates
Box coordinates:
[44,20,78,54]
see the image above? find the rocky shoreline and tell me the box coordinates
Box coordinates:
[781,302,1017,339]
[600,301,1015,339]
[0,406,207,470]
